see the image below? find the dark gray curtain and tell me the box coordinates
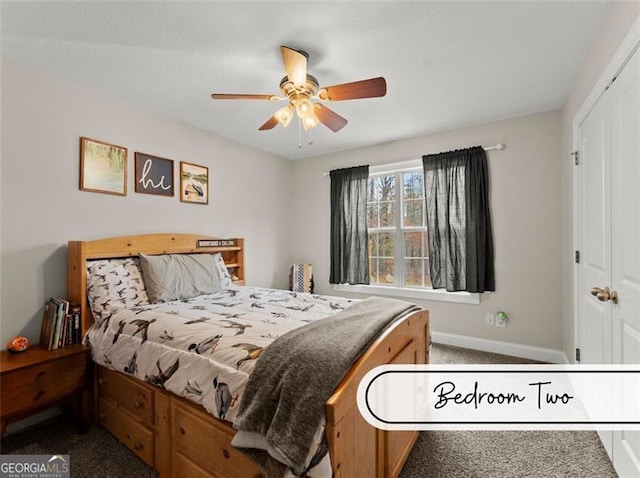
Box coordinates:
[329,165,370,285]
[422,146,495,292]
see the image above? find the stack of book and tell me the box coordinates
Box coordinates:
[39,298,82,350]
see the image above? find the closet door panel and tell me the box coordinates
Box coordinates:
[611,45,640,365]
[610,45,640,478]
[578,93,612,366]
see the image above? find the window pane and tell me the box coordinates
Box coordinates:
[405,259,423,286]
[370,258,395,285]
[367,202,379,228]
[403,199,424,227]
[369,257,378,284]
[424,258,432,287]
[376,175,396,202]
[368,232,379,257]
[379,201,395,227]
[403,171,423,200]
[367,178,376,201]
[379,259,395,284]
[404,231,424,257]
[378,232,394,257]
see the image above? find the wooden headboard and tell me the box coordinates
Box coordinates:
[67,233,245,335]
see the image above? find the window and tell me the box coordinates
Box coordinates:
[333,159,480,304]
[367,170,431,288]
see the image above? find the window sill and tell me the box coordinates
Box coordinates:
[332,284,481,305]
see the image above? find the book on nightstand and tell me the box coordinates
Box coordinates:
[69,303,81,344]
[49,297,68,349]
[39,299,58,349]
[39,297,75,350]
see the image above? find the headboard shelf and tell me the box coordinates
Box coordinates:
[68,233,245,336]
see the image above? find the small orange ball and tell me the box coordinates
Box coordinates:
[7,336,29,353]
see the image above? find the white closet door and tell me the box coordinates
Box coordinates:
[610,45,640,477]
[577,86,613,456]
[577,91,612,367]
[576,43,640,473]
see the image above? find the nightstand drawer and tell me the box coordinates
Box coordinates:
[98,367,154,426]
[0,354,86,416]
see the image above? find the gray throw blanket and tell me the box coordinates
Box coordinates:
[231,296,419,477]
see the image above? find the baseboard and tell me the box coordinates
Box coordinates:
[431,331,570,364]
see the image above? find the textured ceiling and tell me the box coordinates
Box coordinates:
[1,1,611,160]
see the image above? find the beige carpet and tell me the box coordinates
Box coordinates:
[399,344,617,477]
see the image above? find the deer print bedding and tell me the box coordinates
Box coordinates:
[84,285,355,423]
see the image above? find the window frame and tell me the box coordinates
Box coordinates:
[333,158,480,305]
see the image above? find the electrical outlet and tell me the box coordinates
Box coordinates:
[496,312,507,328]
[485,314,495,326]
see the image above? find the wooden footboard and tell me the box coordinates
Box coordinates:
[326,308,429,478]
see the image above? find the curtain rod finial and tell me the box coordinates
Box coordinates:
[495,143,505,151]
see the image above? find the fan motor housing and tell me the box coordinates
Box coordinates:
[280,74,319,100]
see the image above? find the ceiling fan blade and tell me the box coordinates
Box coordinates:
[314,103,348,132]
[258,115,279,131]
[318,77,387,101]
[211,93,281,100]
[281,46,308,87]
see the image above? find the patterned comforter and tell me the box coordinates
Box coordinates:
[85,285,355,423]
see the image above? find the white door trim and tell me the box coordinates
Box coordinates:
[572,14,640,363]
[573,15,640,124]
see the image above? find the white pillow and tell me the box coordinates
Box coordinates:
[86,258,150,323]
[139,253,222,303]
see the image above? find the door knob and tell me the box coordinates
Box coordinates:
[590,286,619,304]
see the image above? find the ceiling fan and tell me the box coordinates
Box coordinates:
[211,46,387,133]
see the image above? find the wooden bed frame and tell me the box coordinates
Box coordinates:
[67,233,429,478]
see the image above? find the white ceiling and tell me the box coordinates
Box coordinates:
[1,1,612,160]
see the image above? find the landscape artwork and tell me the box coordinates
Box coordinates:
[79,137,128,195]
[180,161,209,204]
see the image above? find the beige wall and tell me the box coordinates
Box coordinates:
[291,111,564,350]
[560,3,640,361]
[0,61,292,343]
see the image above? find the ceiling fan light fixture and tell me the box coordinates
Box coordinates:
[302,115,319,131]
[274,105,294,127]
[294,98,315,120]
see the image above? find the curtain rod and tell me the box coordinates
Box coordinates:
[322,143,506,177]
[483,143,506,152]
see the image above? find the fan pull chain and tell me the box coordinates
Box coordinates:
[308,128,314,146]
[298,118,302,148]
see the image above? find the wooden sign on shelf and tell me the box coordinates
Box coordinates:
[196,239,236,248]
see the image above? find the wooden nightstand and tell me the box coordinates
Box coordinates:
[0,343,91,438]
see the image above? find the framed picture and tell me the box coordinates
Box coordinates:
[79,137,128,195]
[134,152,174,196]
[180,161,209,205]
